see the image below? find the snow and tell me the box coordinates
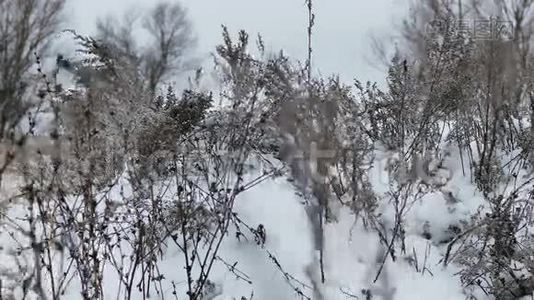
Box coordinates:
[1,144,497,299]
[0,94,511,300]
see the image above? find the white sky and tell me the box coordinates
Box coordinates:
[64,0,407,85]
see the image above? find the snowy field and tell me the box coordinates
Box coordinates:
[1,1,534,300]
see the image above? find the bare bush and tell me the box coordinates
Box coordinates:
[390,1,534,298]
[0,24,284,299]
[0,0,65,187]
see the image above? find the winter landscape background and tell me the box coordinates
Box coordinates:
[0,1,533,300]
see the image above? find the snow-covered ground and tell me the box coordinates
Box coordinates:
[2,1,534,299]
[0,145,496,300]
[68,146,489,299]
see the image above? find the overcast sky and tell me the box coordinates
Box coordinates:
[63,0,406,85]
